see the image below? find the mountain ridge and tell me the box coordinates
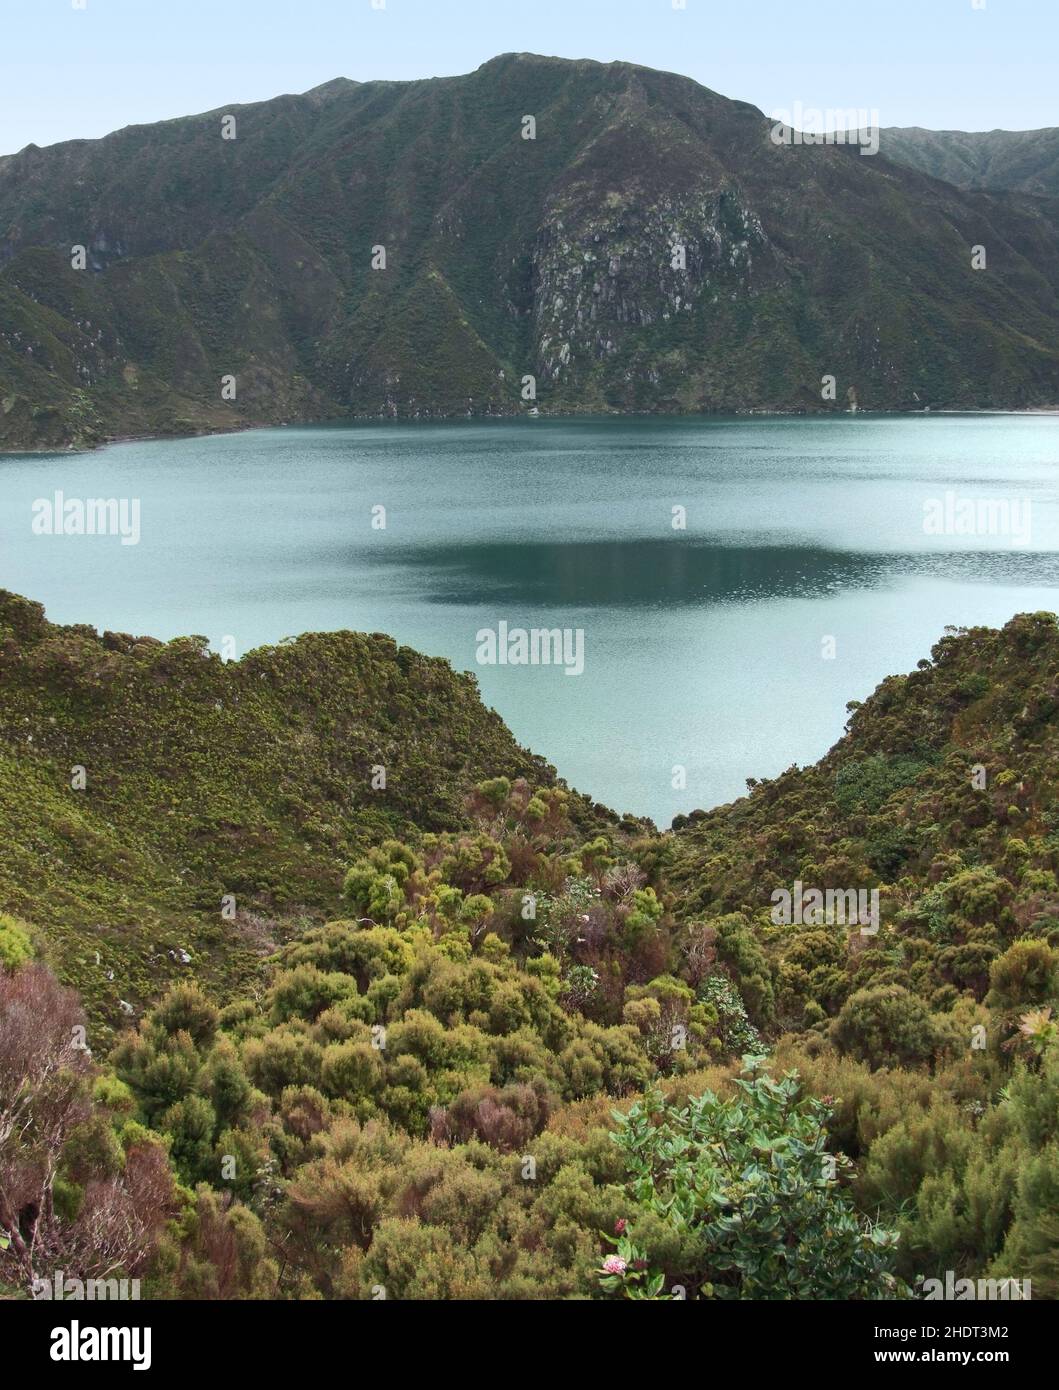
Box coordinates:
[878,124,1059,197]
[2,53,1058,450]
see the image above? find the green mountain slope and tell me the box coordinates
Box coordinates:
[670,610,1059,1034]
[879,125,1059,196]
[0,589,622,1037]
[2,54,1059,450]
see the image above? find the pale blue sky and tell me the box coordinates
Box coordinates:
[1,0,1055,156]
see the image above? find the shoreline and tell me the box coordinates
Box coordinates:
[4,403,1059,458]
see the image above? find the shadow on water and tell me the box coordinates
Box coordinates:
[361,537,1059,609]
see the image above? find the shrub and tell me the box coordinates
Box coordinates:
[604,1064,904,1300]
[832,986,936,1070]
[0,914,33,971]
[986,939,1059,1018]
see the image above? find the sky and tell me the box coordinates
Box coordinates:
[0,0,1055,157]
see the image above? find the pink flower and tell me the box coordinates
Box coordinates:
[614,1218,627,1235]
[602,1255,627,1276]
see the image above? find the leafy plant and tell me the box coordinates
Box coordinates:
[605,1062,905,1300]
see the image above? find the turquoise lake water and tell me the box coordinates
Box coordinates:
[2,414,1058,825]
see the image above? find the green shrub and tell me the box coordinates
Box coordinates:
[0,914,33,971]
[603,1063,904,1300]
[832,986,936,1070]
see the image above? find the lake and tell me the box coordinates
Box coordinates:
[3,414,1058,825]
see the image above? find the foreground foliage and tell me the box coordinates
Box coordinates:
[3,602,1059,1298]
[603,1067,902,1300]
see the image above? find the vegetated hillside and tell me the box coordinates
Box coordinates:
[2,601,1058,1300]
[0,588,621,1037]
[2,53,1059,451]
[670,609,1059,1032]
[880,125,1059,196]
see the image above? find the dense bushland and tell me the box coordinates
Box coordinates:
[2,603,1058,1298]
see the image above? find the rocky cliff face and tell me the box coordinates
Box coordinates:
[2,54,1058,449]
